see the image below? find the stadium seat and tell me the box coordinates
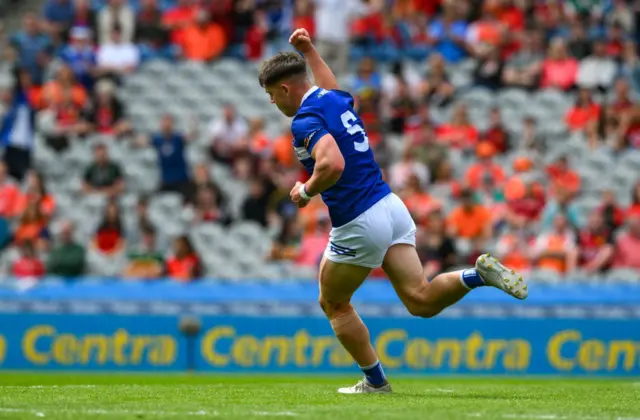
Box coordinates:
[606,268,640,283]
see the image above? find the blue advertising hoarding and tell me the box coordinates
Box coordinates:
[0,313,638,375]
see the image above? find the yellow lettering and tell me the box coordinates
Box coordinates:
[112,329,129,365]
[465,332,484,370]
[261,337,290,367]
[484,340,508,369]
[22,325,54,365]
[310,337,333,366]
[80,336,108,365]
[547,330,580,371]
[578,340,604,371]
[233,336,259,367]
[0,334,5,364]
[293,330,310,367]
[131,336,152,364]
[433,340,462,369]
[405,339,430,369]
[149,337,176,365]
[607,341,637,371]
[201,326,234,367]
[52,334,77,365]
[376,330,405,369]
[504,340,531,371]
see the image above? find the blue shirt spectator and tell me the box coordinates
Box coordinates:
[0,87,36,181]
[10,14,53,85]
[60,27,97,89]
[350,57,382,96]
[43,0,75,29]
[428,17,468,63]
[151,114,192,194]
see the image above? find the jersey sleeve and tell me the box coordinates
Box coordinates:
[291,112,330,157]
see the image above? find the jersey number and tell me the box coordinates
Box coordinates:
[340,111,370,152]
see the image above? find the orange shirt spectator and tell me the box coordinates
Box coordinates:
[0,169,21,218]
[496,231,532,272]
[41,81,87,109]
[532,215,575,273]
[298,197,328,234]
[436,123,479,149]
[547,157,581,197]
[565,89,601,132]
[181,13,226,61]
[464,142,506,189]
[14,203,49,249]
[272,133,295,167]
[448,201,491,239]
[162,0,197,45]
[166,236,201,282]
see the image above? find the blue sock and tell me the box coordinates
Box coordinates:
[360,360,386,387]
[460,268,485,289]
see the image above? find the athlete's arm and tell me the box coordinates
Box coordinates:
[289,28,339,91]
[290,134,344,205]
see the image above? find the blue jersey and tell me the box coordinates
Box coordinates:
[291,86,391,227]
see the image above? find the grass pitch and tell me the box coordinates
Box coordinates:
[0,373,637,419]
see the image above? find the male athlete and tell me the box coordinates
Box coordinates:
[258,28,528,394]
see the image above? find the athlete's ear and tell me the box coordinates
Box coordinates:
[281,83,290,95]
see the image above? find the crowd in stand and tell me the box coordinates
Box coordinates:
[0,0,640,281]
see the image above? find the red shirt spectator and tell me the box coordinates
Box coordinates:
[483,108,510,153]
[295,217,330,267]
[546,157,581,197]
[613,211,640,270]
[436,104,479,149]
[12,242,45,278]
[0,162,21,218]
[572,211,614,273]
[565,88,601,132]
[166,236,201,282]
[162,0,197,45]
[540,39,579,90]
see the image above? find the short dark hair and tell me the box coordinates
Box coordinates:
[258,52,307,87]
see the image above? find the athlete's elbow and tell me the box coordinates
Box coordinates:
[328,159,345,180]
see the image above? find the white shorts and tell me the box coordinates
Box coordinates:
[324,193,416,268]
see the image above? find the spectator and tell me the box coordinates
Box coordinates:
[96,27,140,78]
[69,0,98,35]
[419,53,455,108]
[410,121,448,176]
[389,148,429,192]
[605,22,626,60]
[185,163,225,207]
[82,143,125,197]
[0,161,21,219]
[350,57,382,99]
[613,210,640,270]
[427,2,469,64]
[473,45,503,90]
[97,0,135,45]
[577,39,617,91]
[59,26,97,90]
[598,189,625,232]
[242,178,270,226]
[315,0,365,75]
[541,186,582,231]
[0,85,36,181]
[295,213,331,267]
[135,0,169,58]
[569,210,614,275]
[447,188,492,245]
[189,186,231,225]
[162,0,197,46]
[15,170,56,219]
[432,160,460,196]
[12,241,45,279]
[620,40,640,94]
[10,13,53,85]
[271,125,296,168]
[540,38,579,91]
[605,0,634,33]
[180,10,226,62]
[629,182,640,215]
[532,213,576,275]
[436,103,479,149]
[47,220,85,277]
[39,88,86,152]
[399,173,440,223]
[122,226,164,279]
[483,107,510,154]
[502,31,544,90]
[495,218,533,274]
[14,201,50,252]
[165,235,201,281]
[92,201,126,259]
[42,0,75,43]
[546,156,581,198]
[208,104,248,164]
[81,79,131,137]
[522,116,546,155]
[247,117,270,156]
[149,114,193,196]
[387,80,416,134]
[464,142,506,190]
[271,218,302,261]
[565,87,601,134]
[417,210,457,280]
[41,63,87,109]
[504,157,545,228]
[566,22,592,60]
[126,195,157,250]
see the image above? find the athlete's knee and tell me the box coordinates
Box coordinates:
[406,302,442,318]
[318,295,352,319]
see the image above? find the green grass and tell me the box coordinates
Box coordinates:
[0,373,638,419]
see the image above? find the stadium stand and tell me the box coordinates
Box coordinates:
[0,0,639,284]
